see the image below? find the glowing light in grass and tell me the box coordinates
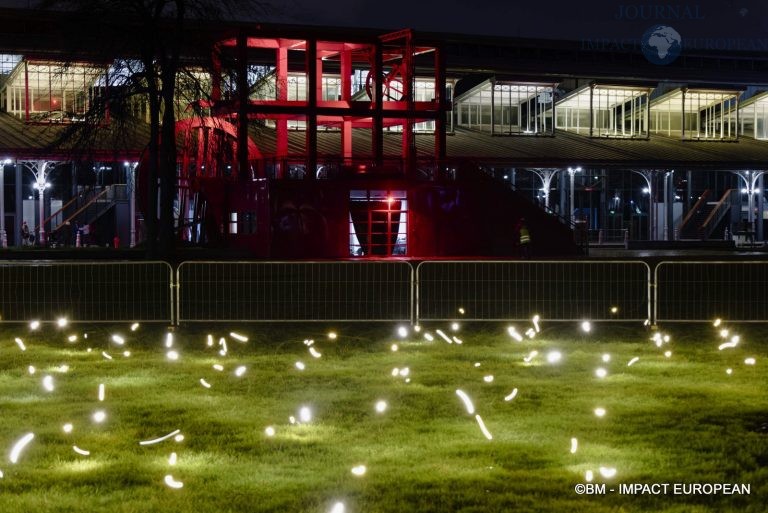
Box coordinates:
[123,351,131,358]
[166,350,179,361]
[289,416,296,425]
[458,307,465,315]
[92,410,106,423]
[523,328,534,339]
[102,351,113,360]
[165,333,174,348]
[423,333,434,342]
[42,375,54,392]
[67,335,77,342]
[327,332,337,340]
[585,470,594,482]
[610,306,619,314]
[719,339,739,350]
[391,344,398,352]
[174,434,184,442]
[131,323,139,331]
[570,438,578,454]
[451,322,460,331]
[523,350,538,363]
[375,400,388,413]
[455,389,475,415]
[595,368,608,379]
[139,429,181,446]
[200,378,211,388]
[234,365,247,377]
[62,423,73,434]
[581,321,591,333]
[452,336,463,344]
[72,446,90,456]
[475,415,493,440]
[627,357,639,367]
[719,329,729,338]
[28,365,35,375]
[265,426,275,437]
[726,368,733,375]
[504,389,518,401]
[295,361,306,371]
[744,357,756,365]
[643,319,650,326]
[9,433,35,463]
[398,367,410,377]
[213,364,224,371]
[29,320,40,330]
[663,335,670,343]
[713,318,722,327]
[164,474,184,489]
[664,351,672,358]
[436,329,452,344]
[602,353,611,363]
[599,467,617,478]
[483,375,494,383]
[507,326,523,342]
[397,326,408,338]
[111,334,125,345]
[206,335,214,347]
[57,365,69,373]
[594,407,606,418]
[413,325,422,333]
[329,502,345,513]
[14,338,26,351]
[0,470,3,478]
[391,367,399,377]
[309,347,322,358]
[532,314,540,332]
[351,465,366,476]
[546,350,562,364]
[98,384,105,401]
[299,406,312,423]
[230,332,248,342]
[57,317,68,328]
[168,452,177,465]
[405,378,411,383]
[474,362,481,368]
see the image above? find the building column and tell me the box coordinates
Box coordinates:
[757,173,764,242]
[665,170,675,240]
[14,160,21,246]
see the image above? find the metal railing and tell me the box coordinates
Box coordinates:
[176,261,413,322]
[655,261,768,322]
[0,261,173,323]
[415,260,651,322]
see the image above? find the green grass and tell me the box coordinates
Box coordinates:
[0,321,766,512]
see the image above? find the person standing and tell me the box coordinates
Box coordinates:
[21,221,31,246]
[517,218,531,258]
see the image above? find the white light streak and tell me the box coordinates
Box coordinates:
[265,426,276,437]
[29,320,40,330]
[713,318,722,327]
[230,332,248,342]
[327,332,337,340]
[295,361,306,370]
[206,334,214,347]
[299,406,312,423]
[67,335,78,342]
[375,400,388,413]
[595,368,608,379]
[719,339,739,350]
[525,328,536,338]
[42,375,54,392]
[111,334,125,345]
[166,350,179,361]
[98,384,105,401]
[9,433,34,463]
[581,321,592,333]
[391,367,399,377]
[72,445,90,456]
[483,375,494,383]
[627,357,639,367]
[585,470,594,482]
[0,470,3,478]
[199,378,211,388]
[744,357,756,365]
[102,351,113,360]
[139,429,181,446]
[309,347,322,358]
[455,389,475,415]
[423,333,434,341]
[546,350,562,364]
[213,364,224,371]
[570,437,578,454]
[130,323,140,331]
[532,314,540,332]
[475,414,493,440]
[523,350,538,363]
[289,416,296,425]
[14,338,26,351]
[594,407,606,418]
[450,322,460,331]
[413,325,422,333]
[507,326,523,342]
[62,423,73,434]
[303,339,314,346]
[452,336,463,344]
[436,329,453,344]
[164,474,184,489]
[234,365,247,377]
[398,367,409,377]
[329,502,345,513]
[92,410,106,423]
[351,465,367,476]
[602,353,611,363]
[474,362,481,367]
[397,326,408,338]
[57,317,68,328]
[390,344,398,352]
[27,365,35,375]
[504,388,518,401]
[599,467,617,478]
[458,307,465,315]
[664,350,672,358]
[165,333,174,348]
[168,452,177,465]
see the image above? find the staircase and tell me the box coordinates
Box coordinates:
[45,186,123,245]
[679,189,734,240]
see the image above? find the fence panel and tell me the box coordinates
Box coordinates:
[0,261,173,323]
[655,261,768,322]
[177,261,413,322]
[416,260,650,321]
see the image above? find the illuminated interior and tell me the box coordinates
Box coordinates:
[650,88,739,140]
[738,91,768,140]
[555,84,651,138]
[349,190,407,256]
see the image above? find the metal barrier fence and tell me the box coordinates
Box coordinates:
[655,261,768,322]
[176,261,413,322]
[416,260,651,321]
[0,261,173,323]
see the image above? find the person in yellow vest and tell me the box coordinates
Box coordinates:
[517,218,531,258]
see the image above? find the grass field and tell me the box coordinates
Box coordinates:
[0,320,766,513]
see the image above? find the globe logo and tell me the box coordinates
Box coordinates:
[641,25,682,65]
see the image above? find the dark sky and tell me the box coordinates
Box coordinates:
[271,0,768,43]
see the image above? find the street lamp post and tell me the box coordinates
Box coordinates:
[0,159,9,248]
[126,162,137,247]
[567,167,581,224]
